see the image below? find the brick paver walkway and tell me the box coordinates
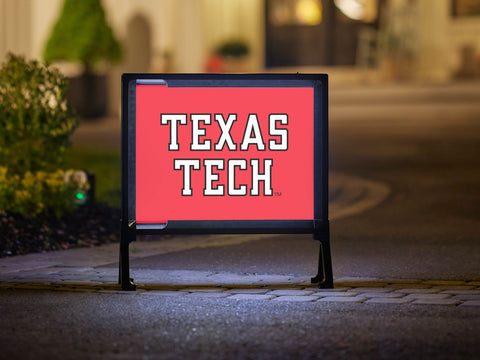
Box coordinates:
[1,268,479,307]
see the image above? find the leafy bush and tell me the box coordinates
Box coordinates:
[0,53,78,175]
[0,54,84,218]
[0,167,89,217]
[217,40,249,58]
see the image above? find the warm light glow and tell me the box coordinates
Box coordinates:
[334,0,363,20]
[269,0,322,26]
[334,0,377,22]
[296,0,322,25]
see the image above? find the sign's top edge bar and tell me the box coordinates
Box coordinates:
[126,73,327,83]
[125,73,327,77]
[136,79,167,85]
[128,73,327,88]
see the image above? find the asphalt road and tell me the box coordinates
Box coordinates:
[1,291,478,360]
[328,86,480,281]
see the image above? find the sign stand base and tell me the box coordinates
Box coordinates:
[119,220,136,291]
[119,231,334,291]
[311,232,334,288]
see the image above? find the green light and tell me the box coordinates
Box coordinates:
[76,192,87,200]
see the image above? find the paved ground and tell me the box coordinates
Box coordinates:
[1,289,478,360]
[1,81,480,359]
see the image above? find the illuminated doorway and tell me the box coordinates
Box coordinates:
[265,0,379,67]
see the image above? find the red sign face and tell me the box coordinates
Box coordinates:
[136,85,314,223]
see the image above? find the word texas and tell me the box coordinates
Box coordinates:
[161,113,289,197]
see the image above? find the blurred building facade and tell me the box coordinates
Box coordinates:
[1,0,480,112]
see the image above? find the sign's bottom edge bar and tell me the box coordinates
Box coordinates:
[135,219,328,235]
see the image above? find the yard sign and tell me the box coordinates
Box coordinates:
[120,74,332,290]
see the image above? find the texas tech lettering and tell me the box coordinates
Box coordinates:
[161,113,288,196]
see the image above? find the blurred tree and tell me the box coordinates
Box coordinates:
[43,0,122,73]
[43,0,122,117]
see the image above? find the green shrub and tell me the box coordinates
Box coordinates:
[0,53,78,175]
[0,167,9,209]
[0,167,89,217]
[0,54,83,217]
[217,40,249,58]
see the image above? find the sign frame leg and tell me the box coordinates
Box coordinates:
[311,231,334,288]
[119,220,136,291]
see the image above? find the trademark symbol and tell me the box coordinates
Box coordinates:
[275,191,282,196]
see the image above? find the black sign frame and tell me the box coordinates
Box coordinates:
[120,73,332,290]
